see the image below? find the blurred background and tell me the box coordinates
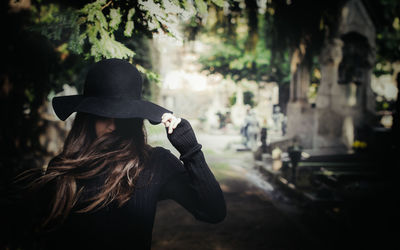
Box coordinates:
[1,0,399,249]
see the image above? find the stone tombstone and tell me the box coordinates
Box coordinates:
[285,0,376,150]
[204,78,234,131]
[230,84,248,127]
[286,51,316,148]
[315,0,376,150]
[254,82,279,129]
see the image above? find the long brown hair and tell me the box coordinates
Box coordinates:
[24,112,150,228]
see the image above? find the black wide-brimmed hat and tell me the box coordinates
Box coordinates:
[52,58,171,124]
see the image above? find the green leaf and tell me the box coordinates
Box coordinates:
[127,8,135,20]
[169,0,181,7]
[194,0,207,15]
[124,21,134,37]
[136,64,161,83]
[94,10,108,29]
[98,30,135,59]
[81,0,106,13]
[109,8,122,31]
[211,0,224,7]
[68,25,86,54]
[181,0,191,10]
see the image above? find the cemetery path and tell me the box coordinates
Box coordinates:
[151,133,320,250]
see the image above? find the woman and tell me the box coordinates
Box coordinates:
[26,59,226,249]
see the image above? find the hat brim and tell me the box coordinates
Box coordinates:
[52,95,172,124]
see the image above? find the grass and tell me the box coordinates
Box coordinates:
[202,148,216,156]
[208,159,249,182]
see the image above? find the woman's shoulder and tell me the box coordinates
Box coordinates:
[148,146,179,162]
[148,145,169,154]
[147,146,183,174]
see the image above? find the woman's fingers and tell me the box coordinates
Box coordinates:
[172,118,181,129]
[161,113,172,124]
[161,113,173,123]
[162,113,172,127]
[169,117,181,134]
[161,113,181,134]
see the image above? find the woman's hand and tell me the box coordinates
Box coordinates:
[162,113,182,134]
[162,115,200,158]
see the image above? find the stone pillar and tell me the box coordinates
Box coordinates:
[296,62,311,103]
[286,48,315,149]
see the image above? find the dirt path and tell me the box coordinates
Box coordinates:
[148,131,398,250]
[151,136,319,250]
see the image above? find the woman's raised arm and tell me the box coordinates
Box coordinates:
[158,118,226,223]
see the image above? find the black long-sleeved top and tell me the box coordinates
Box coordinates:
[40,119,226,250]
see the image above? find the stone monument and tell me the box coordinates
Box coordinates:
[315,0,375,150]
[286,0,376,151]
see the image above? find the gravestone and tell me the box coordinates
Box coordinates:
[315,0,375,150]
[286,0,376,151]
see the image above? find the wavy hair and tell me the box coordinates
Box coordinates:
[21,112,150,229]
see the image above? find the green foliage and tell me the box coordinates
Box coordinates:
[376,100,391,111]
[213,0,225,8]
[31,1,134,61]
[198,5,290,85]
[124,8,135,37]
[198,0,400,85]
[75,1,135,61]
[266,0,400,78]
[228,93,237,107]
[109,8,122,31]
[374,0,400,76]
[30,5,78,42]
[195,0,208,15]
[243,90,255,107]
[267,0,347,60]
[195,0,225,14]
[30,0,224,81]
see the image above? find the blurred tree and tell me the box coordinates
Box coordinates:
[370,0,400,145]
[195,0,336,112]
[263,0,400,82]
[197,1,290,85]
[196,0,399,111]
[243,90,255,107]
[373,0,400,75]
[195,0,348,83]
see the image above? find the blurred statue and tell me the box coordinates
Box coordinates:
[260,119,268,153]
[216,111,226,129]
[287,137,303,183]
[281,116,287,136]
[241,109,259,150]
[272,105,285,135]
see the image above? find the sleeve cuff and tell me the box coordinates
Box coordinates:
[179,144,202,161]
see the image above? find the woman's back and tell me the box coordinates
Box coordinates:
[40,143,225,250]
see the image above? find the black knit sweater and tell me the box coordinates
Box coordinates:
[40,119,226,250]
